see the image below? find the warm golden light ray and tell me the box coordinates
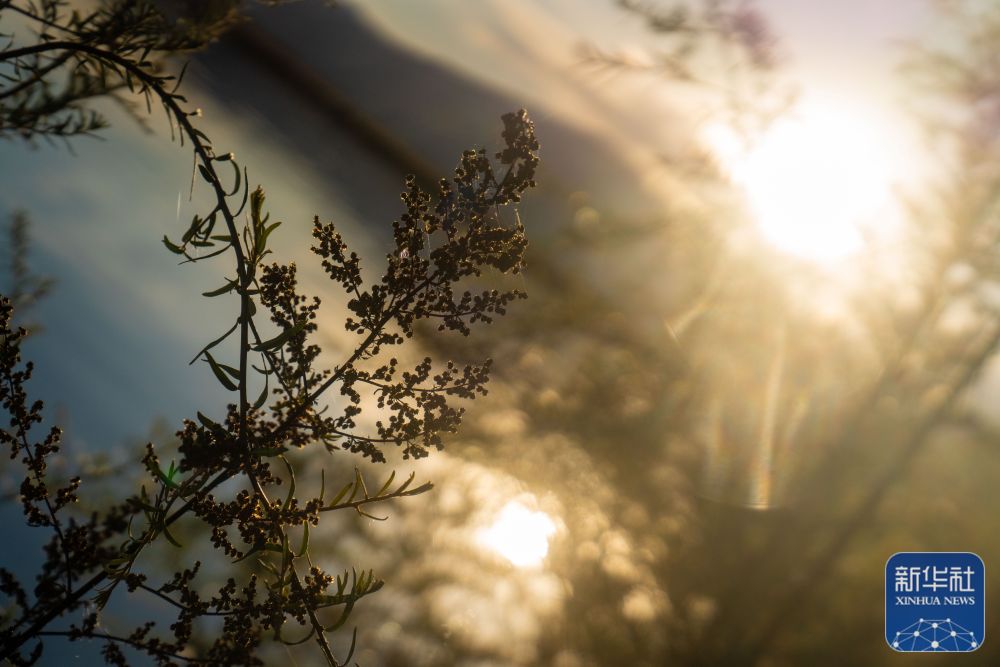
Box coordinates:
[706,98,900,263]
[748,325,786,510]
[476,500,557,568]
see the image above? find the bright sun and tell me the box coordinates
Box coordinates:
[476,501,557,568]
[706,99,899,263]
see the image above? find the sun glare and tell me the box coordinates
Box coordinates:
[706,100,899,263]
[476,501,557,568]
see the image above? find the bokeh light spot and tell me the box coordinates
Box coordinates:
[476,500,557,567]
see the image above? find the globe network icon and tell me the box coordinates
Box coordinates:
[885,552,985,652]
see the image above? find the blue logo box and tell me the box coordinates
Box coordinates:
[886,552,984,652]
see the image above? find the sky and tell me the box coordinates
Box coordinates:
[357,0,938,176]
[0,0,947,474]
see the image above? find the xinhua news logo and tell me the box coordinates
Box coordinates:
[885,552,984,652]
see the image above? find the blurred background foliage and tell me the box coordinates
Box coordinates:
[6,0,1000,664]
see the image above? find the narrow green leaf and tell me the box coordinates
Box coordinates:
[252,379,269,410]
[202,280,237,297]
[197,411,217,428]
[324,602,355,632]
[162,235,184,254]
[296,522,310,558]
[180,241,231,264]
[252,320,307,352]
[181,215,202,243]
[223,156,242,195]
[255,220,282,255]
[189,320,239,365]
[250,187,265,228]
[408,482,434,496]
[395,471,416,494]
[376,470,396,497]
[155,466,176,489]
[205,351,238,391]
[162,524,183,548]
[94,589,113,611]
[328,482,354,507]
[219,362,241,380]
[197,163,214,184]
[280,456,295,511]
[353,468,367,501]
[257,558,280,577]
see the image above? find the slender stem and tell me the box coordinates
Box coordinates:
[6,4,90,40]
[137,583,234,616]
[318,484,432,514]
[1,45,256,440]
[2,373,74,598]
[0,468,231,659]
[2,265,435,657]
[0,50,74,100]
[35,630,214,664]
[245,475,341,667]
[265,272,440,447]
[0,38,449,664]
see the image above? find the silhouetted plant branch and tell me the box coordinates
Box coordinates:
[0,1,537,665]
